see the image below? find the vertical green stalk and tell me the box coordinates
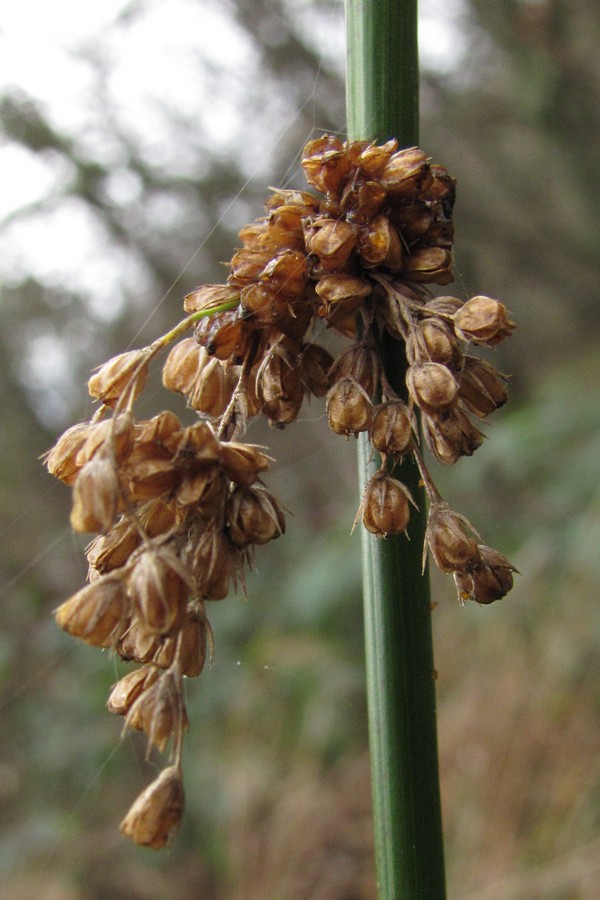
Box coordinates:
[345,2,446,898]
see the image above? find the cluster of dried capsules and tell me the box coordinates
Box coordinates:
[45,135,516,849]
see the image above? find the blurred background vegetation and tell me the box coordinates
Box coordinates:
[1,0,599,897]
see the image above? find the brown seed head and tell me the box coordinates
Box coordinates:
[453,545,516,604]
[86,518,140,575]
[183,283,239,315]
[425,503,480,573]
[219,441,271,486]
[380,147,431,194]
[88,350,149,407]
[369,401,413,456]
[404,247,454,285]
[107,665,159,716]
[361,472,415,536]
[355,139,397,178]
[44,422,92,485]
[120,766,185,850]
[298,342,334,398]
[153,608,209,676]
[326,377,372,437]
[227,485,286,548]
[406,362,459,414]
[406,319,461,367]
[423,408,484,464]
[55,574,127,647]
[458,357,509,418]
[70,456,122,534]
[191,527,239,600]
[452,296,516,346]
[162,338,202,395]
[128,547,190,635]
[304,218,357,271]
[357,215,404,272]
[300,136,353,195]
[256,349,305,426]
[125,669,185,753]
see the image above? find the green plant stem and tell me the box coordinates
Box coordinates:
[345,1,446,897]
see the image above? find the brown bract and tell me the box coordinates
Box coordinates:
[120,766,185,850]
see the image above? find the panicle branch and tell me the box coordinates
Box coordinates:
[44,135,516,847]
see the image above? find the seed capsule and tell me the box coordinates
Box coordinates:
[120,766,185,850]
[44,422,92,485]
[380,147,431,194]
[406,362,458,414]
[453,545,516,604]
[452,296,516,346]
[300,135,353,195]
[54,575,127,647]
[88,349,149,407]
[191,527,239,600]
[423,408,484,464]
[425,503,480,573]
[361,472,415,536]
[128,547,190,635]
[404,247,453,285]
[227,485,286,548]
[304,218,357,271]
[107,665,159,716]
[369,401,413,456]
[219,441,271,486]
[458,357,509,418]
[70,456,121,534]
[298,343,334,398]
[326,377,372,436]
[125,669,185,753]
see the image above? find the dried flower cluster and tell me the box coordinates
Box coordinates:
[45,135,516,848]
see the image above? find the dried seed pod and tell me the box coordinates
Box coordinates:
[361,472,415,536]
[138,498,177,537]
[425,503,480,573]
[240,283,284,326]
[314,273,372,321]
[298,343,334,398]
[369,401,413,456]
[264,188,320,215]
[300,135,353,195]
[343,179,387,221]
[406,319,461,367]
[404,247,453,285]
[380,147,431,194]
[125,668,185,753]
[393,200,434,242]
[162,338,202,395]
[452,296,516,346]
[423,408,484,464]
[175,421,221,466]
[453,545,517,604]
[458,357,509,418]
[357,215,404,272]
[304,218,357,271]
[227,484,286,548]
[120,766,185,850]
[117,618,160,664]
[70,456,122,534]
[128,547,191,635]
[260,250,308,298]
[153,608,209,676]
[44,422,93,485]
[326,377,372,436]
[54,574,127,647]
[406,362,459,414]
[124,454,179,504]
[355,139,397,177]
[218,441,270,487]
[256,349,305,426]
[191,527,239,600]
[183,283,239,315]
[195,309,251,362]
[329,344,380,397]
[88,350,149,407]
[86,517,140,575]
[176,464,225,514]
[107,665,159,716]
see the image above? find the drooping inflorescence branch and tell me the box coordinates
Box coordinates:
[44,135,516,848]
